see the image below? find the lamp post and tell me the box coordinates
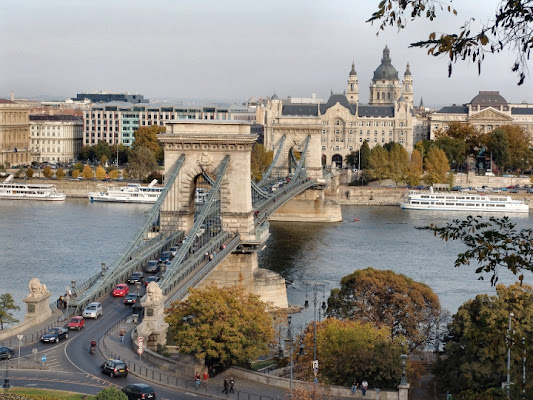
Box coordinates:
[2,359,9,391]
[505,312,514,399]
[16,335,23,368]
[400,354,408,385]
[304,282,327,370]
[101,262,107,277]
[287,315,293,397]
[522,337,526,400]
[66,280,76,317]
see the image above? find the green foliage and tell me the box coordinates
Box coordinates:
[42,166,53,179]
[79,145,95,162]
[0,293,20,329]
[368,0,533,85]
[25,167,34,179]
[82,165,94,180]
[434,284,533,396]
[251,143,273,181]
[127,146,157,181]
[95,165,106,180]
[133,126,165,163]
[95,387,128,400]
[434,135,467,168]
[94,141,112,162]
[367,144,389,185]
[295,318,406,388]
[156,343,170,357]
[359,141,371,169]
[488,128,511,172]
[327,268,441,351]
[72,162,84,172]
[165,285,274,369]
[55,168,65,180]
[387,142,409,185]
[144,170,163,184]
[497,125,533,171]
[419,216,533,285]
[424,147,449,185]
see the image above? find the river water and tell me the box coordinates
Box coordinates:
[1,199,530,325]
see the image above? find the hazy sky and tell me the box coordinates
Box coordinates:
[2,0,532,107]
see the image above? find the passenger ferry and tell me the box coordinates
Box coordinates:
[0,175,66,201]
[400,188,529,213]
[88,179,163,204]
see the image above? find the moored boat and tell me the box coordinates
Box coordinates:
[400,188,529,213]
[0,175,66,201]
[88,179,162,204]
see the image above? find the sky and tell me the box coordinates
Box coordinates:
[2,0,533,108]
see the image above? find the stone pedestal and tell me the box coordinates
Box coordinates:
[270,190,342,222]
[398,384,410,400]
[137,282,169,350]
[23,278,52,323]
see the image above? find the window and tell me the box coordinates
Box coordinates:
[374,138,377,142]
[335,120,341,126]
[349,130,353,135]
[322,146,326,151]
[374,130,377,135]
[349,146,353,151]
[322,130,326,135]
[367,130,370,136]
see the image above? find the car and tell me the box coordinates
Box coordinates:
[0,347,14,360]
[527,188,533,193]
[485,171,495,176]
[124,293,140,305]
[168,246,179,257]
[101,359,129,378]
[510,188,519,193]
[41,327,69,343]
[145,275,160,286]
[127,271,144,284]
[451,186,462,191]
[122,383,156,400]
[67,316,85,330]
[159,251,172,263]
[113,283,129,297]
[82,302,103,319]
[492,188,502,193]
[144,260,160,274]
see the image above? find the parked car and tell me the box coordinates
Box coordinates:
[0,346,14,360]
[145,275,160,286]
[41,327,69,343]
[144,260,160,274]
[451,186,462,191]
[122,383,156,400]
[82,302,103,319]
[101,359,129,378]
[127,271,144,284]
[492,188,502,193]
[510,188,520,193]
[112,283,129,297]
[67,316,85,330]
[124,293,140,305]
[528,188,533,193]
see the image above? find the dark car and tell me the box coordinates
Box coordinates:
[41,327,69,343]
[158,251,172,263]
[101,359,128,377]
[144,275,160,286]
[0,346,14,360]
[124,293,140,305]
[144,260,160,274]
[127,271,144,284]
[122,383,156,399]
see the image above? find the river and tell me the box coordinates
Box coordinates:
[1,199,530,325]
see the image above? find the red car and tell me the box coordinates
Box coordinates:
[67,316,85,330]
[112,283,129,297]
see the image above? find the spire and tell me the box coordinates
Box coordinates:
[381,45,391,63]
[419,97,424,108]
[404,62,411,76]
[350,61,357,76]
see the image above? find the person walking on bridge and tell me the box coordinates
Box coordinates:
[119,328,125,345]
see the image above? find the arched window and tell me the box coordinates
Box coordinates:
[387,92,391,100]
[377,92,380,100]
[381,92,385,100]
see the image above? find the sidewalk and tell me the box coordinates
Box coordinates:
[102,321,359,400]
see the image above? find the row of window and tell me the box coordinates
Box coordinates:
[321,137,405,151]
[331,120,398,127]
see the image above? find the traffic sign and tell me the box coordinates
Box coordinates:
[312,360,318,370]
[138,336,143,343]
[137,347,144,355]
[41,355,47,363]
[17,335,24,341]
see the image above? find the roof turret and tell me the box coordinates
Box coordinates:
[372,45,399,81]
[349,62,357,76]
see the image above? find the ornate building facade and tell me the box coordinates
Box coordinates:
[260,46,416,167]
[29,115,83,163]
[0,99,32,167]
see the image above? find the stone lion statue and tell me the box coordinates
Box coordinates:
[144,281,163,305]
[27,278,49,298]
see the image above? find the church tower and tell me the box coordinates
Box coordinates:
[346,62,359,103]
[402,63,413,105]
[369,46,402,105]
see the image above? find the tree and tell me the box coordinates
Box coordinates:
[100,154,108,166]
[359,141,371,169]
[405,149,422,187]
[71,169,80,179]
[95,165,106,180]
[434,136,467,169]
[498,125,533,171]
[25,167,33,179]
[0,293,20,329]
[433,284,533,397]
[295,318,406,387]
[165,285,274,369]
[434,122,486,160]
[79,145,95,162]
[133,126,165,163]
[55,168,65,180]
[94,140,112,163]
[95,387,128,400]
[419,215,533,286]
[387,142,409,185]
[424,147,449,185]
[42,166,53,179]
[488,128,511,172]
[291,386,333,400]
[367,144,389,186]
[327,268,441,351]
[82,164,94,180]
[251,143,273,181]
[127,146,157,181]
[414,139,432,165]
[108,169,119,180]
[368,0,533,85]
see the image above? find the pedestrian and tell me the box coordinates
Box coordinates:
[205,251,209,260]
[195,372,201,389]
[351,382,358,394]
[361,379,368,396]
[208,365,214,378]
[119,328,125,345]
[229,376,235,393]
[202,370,208,387]
[222,378,229,394]
[63,299,67,309]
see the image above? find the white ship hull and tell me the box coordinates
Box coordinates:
[88,180,162,204]
[0,177,66,201]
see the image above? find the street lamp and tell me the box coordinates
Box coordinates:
[505,312,515,399]
[400,354,408,385]
[16,335,23,368]
[101,262,107,277]
[2,359,9,391]
[304,282,327,374]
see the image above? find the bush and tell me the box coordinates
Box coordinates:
[95,387,128,400]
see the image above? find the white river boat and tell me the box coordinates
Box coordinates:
[0,175,66,201]
[88,179,162,204]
